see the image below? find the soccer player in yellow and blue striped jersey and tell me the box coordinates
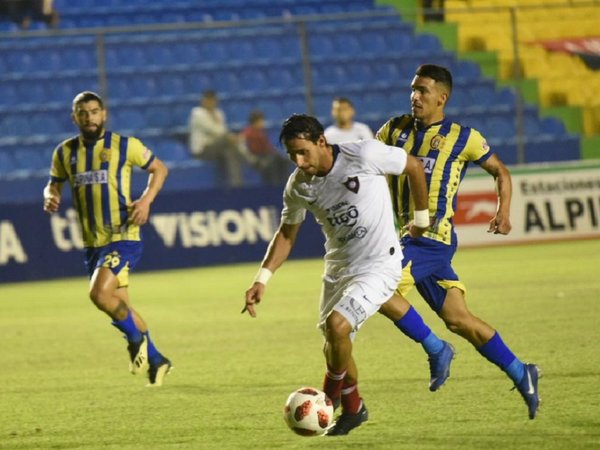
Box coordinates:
[376,65,540,419]
[43,92,171,386]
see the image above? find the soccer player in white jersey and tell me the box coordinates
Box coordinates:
[243,115,451,435]
[324,97,374,144]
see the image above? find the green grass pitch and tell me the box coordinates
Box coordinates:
[1,240,599,449]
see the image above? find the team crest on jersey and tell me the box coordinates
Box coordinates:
[430,134,445,151]
[99,148,111,162]
[343,176,360,194]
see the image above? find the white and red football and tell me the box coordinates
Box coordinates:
[283,387,334,436]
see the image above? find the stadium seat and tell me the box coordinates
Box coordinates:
[110,108,146,131]
[237,70,269,93]
[145,105,171,128]
[0,151,16,174]
[264,66,303,91]
[0,84,19,106]
[14,149,48,171]
[257,99,284,122]
[414,34,442,53]
[311,65,345,87]
[212,72,240,94]
[251,36,284,60]
[282,96,307,117]
[540,117,567,136]
[16,82,46,104]
[309,35,335,58]
[486,116,516,139]
[523,115,542,136]
[156,74,187,97]
[453,60,482,81]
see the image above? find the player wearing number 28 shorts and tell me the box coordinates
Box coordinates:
[43,91,171,386]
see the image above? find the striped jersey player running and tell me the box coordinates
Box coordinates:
[376,64,541,419]
[43,92,172,386]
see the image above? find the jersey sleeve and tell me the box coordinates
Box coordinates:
[280,176,306,225]
[128,137,156,169]
[360,139,408,176]
[49,144,67,182]
[375,119,393,144]
[464,129,493,165]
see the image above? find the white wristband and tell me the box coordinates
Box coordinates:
[254,267,273,285]
[413,209,430,228]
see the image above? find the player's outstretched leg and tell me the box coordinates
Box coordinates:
[144,331,172,387]
[116,290,172,387]
[380,295,455,391]
[90,268,149,374]
[322,312,368,436]
[440,288,540,419]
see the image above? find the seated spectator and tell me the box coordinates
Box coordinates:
[324,97,373,144]
[241,110,292,186]
[189,90,250,188]
[1,0,59,29]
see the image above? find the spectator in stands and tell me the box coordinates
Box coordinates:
[241,110,292,186]
[1,0,59,29]
[324,97,373,144]
[189,90,249,188]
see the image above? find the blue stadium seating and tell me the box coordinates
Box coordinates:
[0,0,580,183]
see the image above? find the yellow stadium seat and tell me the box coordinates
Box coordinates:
[583,106,600,135]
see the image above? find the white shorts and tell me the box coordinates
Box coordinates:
[318,267,401,340]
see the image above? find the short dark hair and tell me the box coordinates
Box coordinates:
[248,110,265,124]
[279,114,324,144]
[333,97,354,107]
[72,91,104,111]
[415,64,453,94]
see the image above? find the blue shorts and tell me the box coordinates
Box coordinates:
[397,235,466,313]
[84,241,143,288]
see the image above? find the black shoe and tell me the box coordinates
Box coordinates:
[325,401,368,436]
[127,336,148,375]
[147,356,172,387]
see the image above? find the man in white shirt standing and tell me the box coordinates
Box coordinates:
[243,114,453,436]
[188,90,248,187]
[324,97,374,144]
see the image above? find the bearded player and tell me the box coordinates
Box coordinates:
[243,114,453,435]
[43,91,172,386]
[376,64,540,419]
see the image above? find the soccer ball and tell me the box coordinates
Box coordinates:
[283,387,334,436]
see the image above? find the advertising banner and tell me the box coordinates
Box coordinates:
[455,163,600,246]
[1,162,598,283]
[0,186,324,283]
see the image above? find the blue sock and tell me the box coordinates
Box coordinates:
[144,331,163,365]
[394,306,444,355]
[111,311,142,343]
[477,332,525,383]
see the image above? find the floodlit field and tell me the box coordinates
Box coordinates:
[1,240,599,449]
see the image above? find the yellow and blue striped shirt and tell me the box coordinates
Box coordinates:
[50,131,155,248]
[376,115,492,245]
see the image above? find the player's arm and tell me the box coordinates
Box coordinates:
[480,153,512,235]
[403,154,430,238]
[243,222,302,318]
[130,158,169,226]
[43,180,64,213]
